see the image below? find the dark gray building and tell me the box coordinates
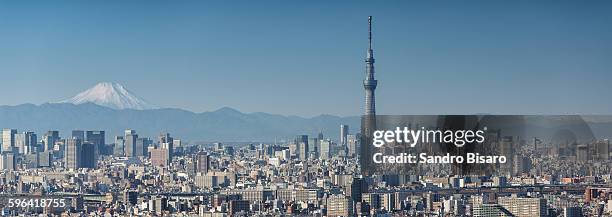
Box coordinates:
[135,137,151,157]
[71,130,85,141]
[295,135,309,160]
[86,130,105,155]
[196,152,210,173]
[81,142,96,168]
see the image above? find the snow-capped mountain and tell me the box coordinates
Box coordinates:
[58,82,159,110]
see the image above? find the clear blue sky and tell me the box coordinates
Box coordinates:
[0,1,611,116]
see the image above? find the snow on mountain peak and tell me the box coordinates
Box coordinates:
[58,82,159,110]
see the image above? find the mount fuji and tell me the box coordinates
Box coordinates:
[58,82,159,110]
[0,82,612,142]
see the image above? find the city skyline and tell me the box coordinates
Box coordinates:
[1,1,612,117]
[0,1,611,216]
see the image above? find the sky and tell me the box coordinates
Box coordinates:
[0,1,611,117]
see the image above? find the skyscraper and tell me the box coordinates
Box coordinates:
[135,137,151,157]
[124,130,138,157]
[86,130,105,155]
[71,130,85,141]
[81,142,96,168]
[340,124,348,143]
[159,133,174,161]
[308,137,319,157]
[340,125,349,156]
[15,132,36,154]
[65,137,82,169]
[114,136,125,157]
[15,133,26,154]
[295,135,309,160]
[0,152,16,171]
[39,151,52,167]
[347,134,360,157]
[349,177,368,203]
[196,152,210,173]
[2,129,17,153]
[43,130,60,152]
[363,16,377,116]
[320,139,331,160]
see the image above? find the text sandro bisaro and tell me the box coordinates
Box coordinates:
[371,127,507,164]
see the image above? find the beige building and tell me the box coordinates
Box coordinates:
[498,196,547,217]
[326,194,353,217]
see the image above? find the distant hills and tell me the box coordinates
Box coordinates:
[0,82,361,142]
[0,103,360,143]
[2,82,612,144]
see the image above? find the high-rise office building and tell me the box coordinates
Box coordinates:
[159,133,174,161]
[295,135,308,160]
[86,130,105,156]
[135,137,151,157]
[26,132,37,154]
[347,134,360,157]
[340,125,349,146]
[43,131,60,152]
[15,131,36,154]
[0,152,16,171]
[308,137,319,157]
[71,130,85,141]
[595,140,610,161]
[15,133,26,154]
[196,152,210,173]
[23,153,39,169]
[81,142,96,168]
[2,129,17,153]
[349,177,367,203]
[577,144,589,162]
[149,196,168,215]
[114,136,125,157]
[124,130,138,157]
[150,148,169,167]
[320,139,331,160]
[65,138,82,169]
[39,151,52,167]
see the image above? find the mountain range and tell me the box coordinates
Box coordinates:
[0,102,360,142]
[0,82,360,142]
[3,82,612,143]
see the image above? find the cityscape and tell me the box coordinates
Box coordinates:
[0,16,610,217]
[1,1,612,217]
